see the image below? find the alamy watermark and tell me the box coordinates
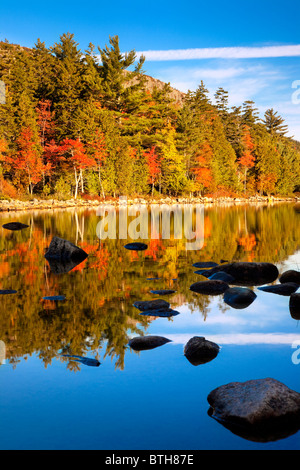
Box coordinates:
[0,80,5,104]
[292,80,300,105]
[292,340,300,365]
[96,197,204,250]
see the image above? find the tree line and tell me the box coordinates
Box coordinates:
[0,33,299,199]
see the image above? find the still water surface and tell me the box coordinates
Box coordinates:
[0,202,299,450]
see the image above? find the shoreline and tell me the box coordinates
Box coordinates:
[0,195,299,212]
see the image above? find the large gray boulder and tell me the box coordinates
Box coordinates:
[207,378,300,442]
[184,336,220,366]
[198,262,279,286]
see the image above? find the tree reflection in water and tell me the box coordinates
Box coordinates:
[0,202,299,371]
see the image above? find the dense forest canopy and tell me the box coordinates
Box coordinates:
[0,33,299,199]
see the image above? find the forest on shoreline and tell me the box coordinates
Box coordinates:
[0,33,300,201]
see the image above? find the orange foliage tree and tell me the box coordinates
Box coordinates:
[239,126,255,194]
[88,129,107,198]
[144,146,160,195]
[191,141,213,194]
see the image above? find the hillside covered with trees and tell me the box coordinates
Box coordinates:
[0,33,299,200]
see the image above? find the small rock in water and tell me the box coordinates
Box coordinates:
[0,289,17,295]
[128,335,172,351]
[190,280,229,295]
[279,270,300,285]
[62,354,100,367]
[209,271,235,283]
[193,261,219,268]
[207,378,300,442]
[2,222,29,231]
[124,242,148,251]
[139,309,180,318]
[289,293,300,320]
[133,299,170,311]
[43,295,66,301]
[258,282,299,296]
[223,287,257,309]
[149,290,176,295]
[184,337,220,366]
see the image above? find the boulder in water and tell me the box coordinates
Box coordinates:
[190,280,229,295]
[128,335,172,351]
[258,283,299,296]
[207,378,300,442]
[2,222,29,231]
[289,293,300,320]
[184,336,220,366]
[133,299,170,311]
[223,287,257,309]
[202,262,279,286]
[279,270,300,285]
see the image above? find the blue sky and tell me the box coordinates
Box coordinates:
[1,0,300,139]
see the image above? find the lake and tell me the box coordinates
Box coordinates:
[0,201,299,450]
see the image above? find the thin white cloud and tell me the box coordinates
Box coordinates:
[136,45,300,61]
[165,333,300,345]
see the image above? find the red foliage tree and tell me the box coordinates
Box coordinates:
[191,141,213,194]
[11,127,51,194]
[144,146,160,195]
[239,125,255,193]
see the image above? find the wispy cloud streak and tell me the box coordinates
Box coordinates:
[136,45,300,61]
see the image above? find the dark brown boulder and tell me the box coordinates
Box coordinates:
[190,280,229,295]
[133,299,170,311]
[128,335,172,351]
[201,262,279,286]
[44,237,88,274]
[2,222,29,231]
[279,270,300,285]
[184,336,220,366]
[289,293,300,320]
[258,282,299,296]
[224,287,257,309]
[124,242,148,251]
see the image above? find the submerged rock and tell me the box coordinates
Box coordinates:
[201,262,279,286]
[193,261,219,268]
[2,222,29,231]
[209,271,235,283]
[149,290,176,295]
[279,270,300,285]
[128,335,172,351]
[194,269,211,277]
[223,287,257,309]
[139,308,180,317]
[190,280,229,295]
[0,289,17,295]
[184,336,220,366]
[133,299,170,311]
[62,354,100,367]
[258,282,299,296]
[44,237,88,274]
[207,378,300,442]
[42,295,66,301]
[124,242,148,251]
[289,293,300,320]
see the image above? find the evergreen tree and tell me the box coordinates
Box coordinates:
[262,108,289,136]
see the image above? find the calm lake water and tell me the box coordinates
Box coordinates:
[0,202,299,450]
